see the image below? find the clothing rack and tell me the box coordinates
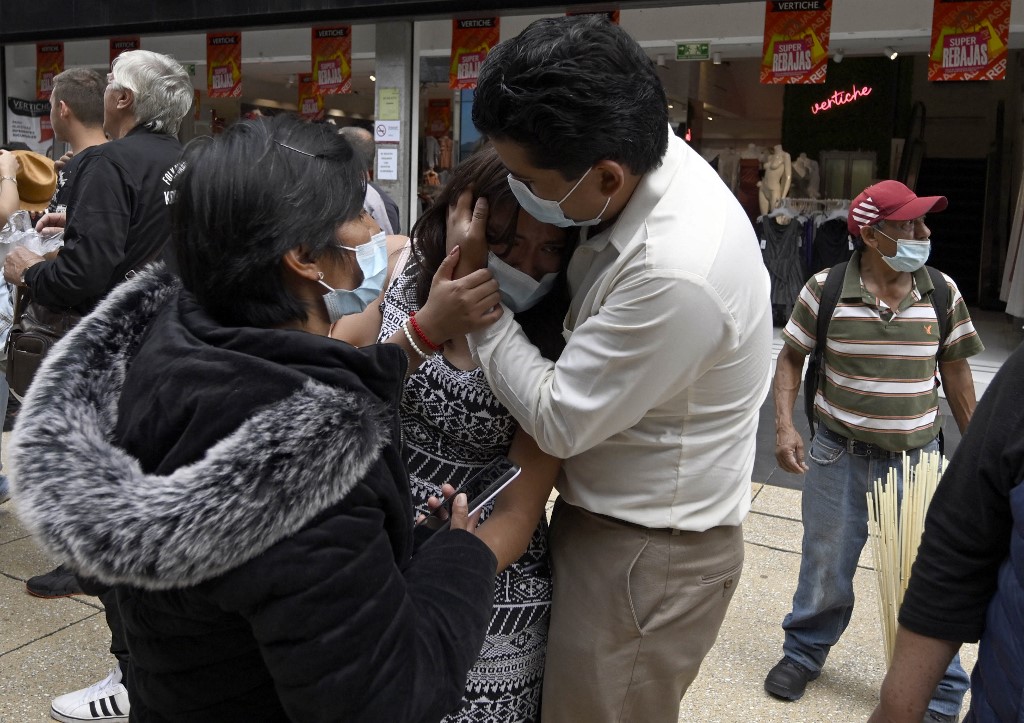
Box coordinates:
[761,196,849,221]
[784,197,848,205]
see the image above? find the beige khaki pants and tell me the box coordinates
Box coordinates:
[541,499,744,723]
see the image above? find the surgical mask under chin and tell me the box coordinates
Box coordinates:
[318,230,387,322]
[876,228,931,272]
[507,168,611,228]
[487,252,558,312]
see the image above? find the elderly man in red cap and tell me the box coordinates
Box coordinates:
[763,180,983,722]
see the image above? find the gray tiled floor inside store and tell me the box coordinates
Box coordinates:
[1,309,1020,722]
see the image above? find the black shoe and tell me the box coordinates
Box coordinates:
[764,657,820,701]
[26,563,84,598]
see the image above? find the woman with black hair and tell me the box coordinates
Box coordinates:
[334,144,574,723]
[10,114,501,723]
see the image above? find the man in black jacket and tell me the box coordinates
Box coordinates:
[3,49,192,723]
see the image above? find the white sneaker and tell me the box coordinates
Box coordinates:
[51,666,130,723]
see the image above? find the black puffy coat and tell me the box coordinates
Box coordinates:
[11,267,497,722]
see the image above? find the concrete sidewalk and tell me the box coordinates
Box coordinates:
[0,481,978,723]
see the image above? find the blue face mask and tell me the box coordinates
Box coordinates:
[875,228,931,273]
[318,230,387,322]
[506,168,610,228]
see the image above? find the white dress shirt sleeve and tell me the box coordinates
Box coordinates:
[469,267,739,459]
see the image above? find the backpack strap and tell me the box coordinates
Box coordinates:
[803,261,848,433]
[924,266,951,455]
[925,266,950,352]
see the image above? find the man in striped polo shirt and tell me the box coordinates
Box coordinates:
[764,180,983,723]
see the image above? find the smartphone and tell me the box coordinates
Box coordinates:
[420,456,522,531]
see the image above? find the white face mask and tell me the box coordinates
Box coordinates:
[487,252,558,312]
[506,168,610,228]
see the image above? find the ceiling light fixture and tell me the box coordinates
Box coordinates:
[667,103,674,109]
[707,115,713,121]
[369,74,377,82]
[833,49,844,63]
[884,46,898,60]
[712,52,722,65]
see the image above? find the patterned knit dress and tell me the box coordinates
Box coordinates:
[378,252,552,723]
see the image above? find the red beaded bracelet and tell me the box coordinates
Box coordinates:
[409,310,443,352]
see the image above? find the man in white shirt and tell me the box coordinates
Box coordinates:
[457,14,773,723]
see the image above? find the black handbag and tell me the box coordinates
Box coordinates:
[5,289,81,401]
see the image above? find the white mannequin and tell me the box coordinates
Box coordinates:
[760,144,792,215]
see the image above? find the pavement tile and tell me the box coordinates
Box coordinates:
[750,484,803,522]
[744,509,804,556]
[0,501,29,545]
[0,574,101,657]
[0,535,65,584]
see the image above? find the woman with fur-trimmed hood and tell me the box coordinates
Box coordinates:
[9,115,503,722]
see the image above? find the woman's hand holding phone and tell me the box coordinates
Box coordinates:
[418,483,481,533]
[416,457,521,535]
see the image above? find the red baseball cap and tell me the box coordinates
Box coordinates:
[847,180,947,236]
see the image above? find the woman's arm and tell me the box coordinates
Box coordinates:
[475,427,561,572]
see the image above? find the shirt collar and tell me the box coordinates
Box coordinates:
[579,126,683,256]
[842,249,933,309]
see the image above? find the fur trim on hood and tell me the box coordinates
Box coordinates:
[10,265,392,591]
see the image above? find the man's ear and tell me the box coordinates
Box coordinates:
[593,160,627,198]
[860,225,880,251]
[115,88,134,111]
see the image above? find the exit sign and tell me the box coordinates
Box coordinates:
[676,43,710,61]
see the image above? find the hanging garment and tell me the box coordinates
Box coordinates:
[760,216,806,325]
[810,217,854,275]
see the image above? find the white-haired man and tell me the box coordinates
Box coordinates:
[3,49,192,723]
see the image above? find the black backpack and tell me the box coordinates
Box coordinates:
[803,262,950,434]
